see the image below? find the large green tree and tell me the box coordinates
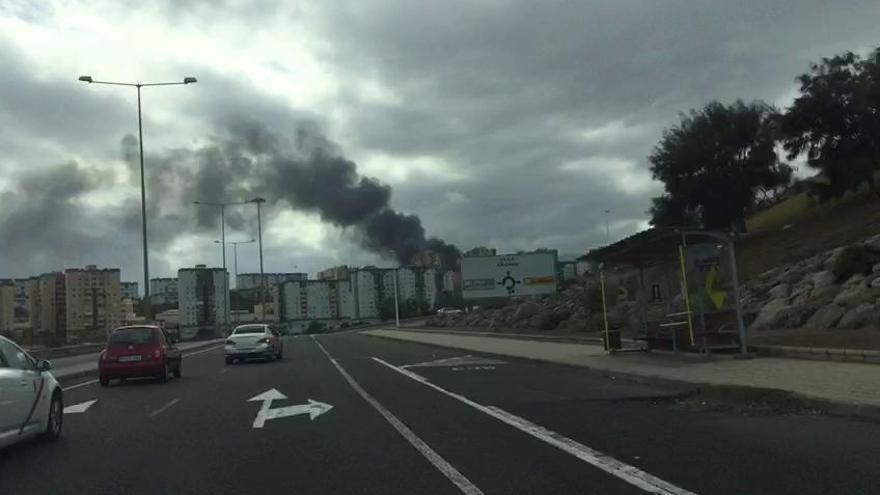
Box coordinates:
[648,100,792,231]
[780,48,880,201]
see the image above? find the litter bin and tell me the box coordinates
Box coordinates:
[603,329,622,351]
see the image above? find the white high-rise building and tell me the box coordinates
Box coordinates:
[64,266,122,337]
[149,278,179,305]
[178,265,228,330]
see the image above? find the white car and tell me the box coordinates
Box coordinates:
[225,324,284,364]
[436,307,464,315]
[0,336,63,449]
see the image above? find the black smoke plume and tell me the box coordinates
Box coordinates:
[132,120,460,267]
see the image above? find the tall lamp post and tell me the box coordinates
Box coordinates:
[247,198,267,321]
[215,239,255,323]
[78,75,197,321]
[194,200,248,334]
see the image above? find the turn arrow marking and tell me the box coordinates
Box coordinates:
[64,399,97,414]
[247,388,333,428]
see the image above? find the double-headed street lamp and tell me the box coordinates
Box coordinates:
[194,200,250,333]
[79,75,197,320]
[248,198,267,319]
[215,238,255,323]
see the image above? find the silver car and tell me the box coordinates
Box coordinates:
[224,324,283,364]
[0,336,63,449]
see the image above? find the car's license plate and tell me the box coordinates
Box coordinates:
[119,355,142,362]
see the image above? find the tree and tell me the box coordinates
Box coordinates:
[780,48,880,201]
[648,100,792,231]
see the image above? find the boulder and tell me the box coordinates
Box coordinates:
[873,263,880,274]
[843,273,866,288]
[832,284,874,307]
[777,268,804,285]
[804,304,845,329]
[837,303,880,329]
[871,277,880,289]
[749,298,793,330]
[513,302,540,321]
[786,304,820,328]
[768,283,791,299]
[810,270,836,289]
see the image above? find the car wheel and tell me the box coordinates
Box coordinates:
[225,357,232,365]
[42,392,63,440]
[158,363,169,383]
[99,376,110,387]
[173,360,182,378]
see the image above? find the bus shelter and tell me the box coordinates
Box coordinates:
[582,228,747,354]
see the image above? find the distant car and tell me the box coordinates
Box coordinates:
[436,307,464,315]
[98,325,182,386]
[225,324,283,364]
[0,336,63,448]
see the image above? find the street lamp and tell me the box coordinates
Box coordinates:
[247,198,267,320]
[79,75,197,321]
[194,200,249,333]
[215,238,255,323]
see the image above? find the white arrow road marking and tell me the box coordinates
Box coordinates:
[63,399,97,414]
[372,357,697,495]
[248,388,333,428]
[402,355,506,369]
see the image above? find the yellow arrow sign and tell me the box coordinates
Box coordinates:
[705,265,727,309]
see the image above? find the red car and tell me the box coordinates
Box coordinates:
[98,326,182,386]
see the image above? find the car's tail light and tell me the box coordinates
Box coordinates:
[153,348,164,359]
[225,340,235,346]
[256,337,271,344]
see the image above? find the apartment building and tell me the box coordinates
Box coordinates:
[65,265,122,337]
[178,265,228,330]
[0,280,14,334]
[149,277,178,305]
[317,265,350,281]
[26,272,67,343]
[120,281,139,300]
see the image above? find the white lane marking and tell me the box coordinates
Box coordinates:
[148,397,182,417]
[403,355,506,369]
[62,344,224,392]
[64,379,99,391]
[63,399,97,414]
[372,357,696,495]
[312,337,483,495]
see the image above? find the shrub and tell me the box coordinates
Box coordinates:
[832,244,880,282]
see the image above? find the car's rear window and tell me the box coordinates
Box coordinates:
[234,326,265,335]
[109,328,157,345]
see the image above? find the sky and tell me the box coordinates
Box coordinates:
[0,0,878,288]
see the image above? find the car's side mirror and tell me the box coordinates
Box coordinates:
[36,359,52,372]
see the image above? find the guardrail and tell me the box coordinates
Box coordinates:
[27,343,106,360]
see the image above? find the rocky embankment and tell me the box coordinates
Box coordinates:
[428,233,880,333]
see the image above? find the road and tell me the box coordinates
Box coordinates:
[1,331,877,494]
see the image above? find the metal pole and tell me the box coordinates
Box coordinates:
[233,242,239,324]
[220,205,228,334]
[256,201,265,321]
[393,265,400,328]
[728,239,748,354]
[137,85,152,321]
[604,209,610,244]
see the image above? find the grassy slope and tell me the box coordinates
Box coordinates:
[738,191,880,281]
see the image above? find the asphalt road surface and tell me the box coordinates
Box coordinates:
[1,332,877,494]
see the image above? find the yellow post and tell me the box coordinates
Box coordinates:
[678,245,696,348]
[599,268,611,352]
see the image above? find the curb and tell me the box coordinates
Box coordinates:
[752,345,880,365]
[365,331,880,422]
[54,340,225,383]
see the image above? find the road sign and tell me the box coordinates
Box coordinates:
[248,389,333,428]
[462,252,558,299]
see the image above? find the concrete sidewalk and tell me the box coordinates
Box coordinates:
[49,338,225,381]
[364,329,880,419]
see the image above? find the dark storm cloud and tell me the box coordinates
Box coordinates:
[312,0,880,252]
